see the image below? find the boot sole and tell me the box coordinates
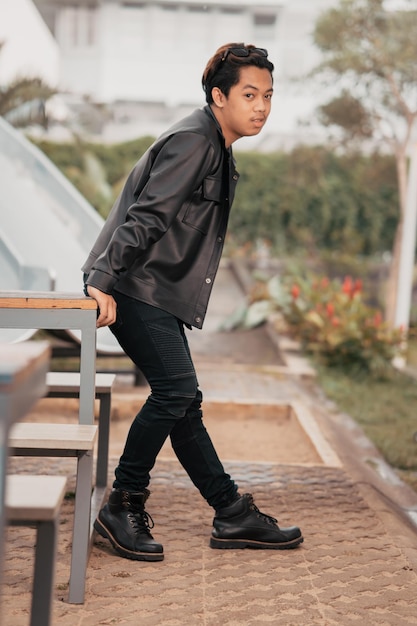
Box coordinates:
[209,535,304,550]
[94,518,164,561]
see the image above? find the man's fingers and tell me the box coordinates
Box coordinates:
[96,304,117,328]
[85,286,117,328]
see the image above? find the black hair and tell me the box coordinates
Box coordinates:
[202,42,274,105]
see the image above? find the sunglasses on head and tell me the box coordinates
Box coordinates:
[221,47,268,62]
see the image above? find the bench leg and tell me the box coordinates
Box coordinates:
[0,425,9,578]
[68,450,94,604]
[79,324,96,425]
[96,393,111,488]
[30,519,58,626]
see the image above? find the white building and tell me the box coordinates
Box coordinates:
[29,0,338,146]
[34,1,283,103]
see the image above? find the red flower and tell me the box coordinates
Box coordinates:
[291,284,300,299]
[373,311,383,327]
[326,302,335,317]
[342,276,362,298]
[342,276,353,295]
[353,279,363,294]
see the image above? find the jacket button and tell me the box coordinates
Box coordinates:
[195,316,202,324]
[233,174,238,180]
[205,278,212,284]
[217,236,223,243]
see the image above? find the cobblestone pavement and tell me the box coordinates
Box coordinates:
[4,456,417,626]
[3,263,417,625]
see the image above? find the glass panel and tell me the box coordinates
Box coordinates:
[0,117,122,353]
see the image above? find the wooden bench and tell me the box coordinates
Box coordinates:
[8,423,98,605]
[0,341,51,615]
[6,474,67,626]
[0,292,97,425]
[0,292,99,604]
[0,342,50,527]
[46,371,116,488]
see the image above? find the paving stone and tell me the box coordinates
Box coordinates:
[3,456,417,625]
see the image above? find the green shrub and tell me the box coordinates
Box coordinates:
[230,271,404,375]
[230,147,398,257]
[31,135,155,217]
[31,137,399,254]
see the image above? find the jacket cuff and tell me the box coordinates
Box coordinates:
[85,268,118,294]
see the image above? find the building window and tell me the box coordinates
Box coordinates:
[86,7,96,46]
[253,12,277,39]
[220,7,243,14]
[67,6,97,47]
[186,4,211,12]
[254,14,276,26]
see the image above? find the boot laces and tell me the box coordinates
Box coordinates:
[246,494,278,526]
[127,508,155,535]
[119,489,154,535]
[120,493,155,534]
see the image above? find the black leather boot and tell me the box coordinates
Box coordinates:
[210,493,303,550]
[94,488,164,561]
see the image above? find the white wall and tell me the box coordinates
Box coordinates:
[51,0,338,141]
[56,1,282,105]
[2,0,340,145]
[267,0,338,135]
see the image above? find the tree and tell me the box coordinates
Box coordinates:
[311,0,417,326]
[0,41,55,128]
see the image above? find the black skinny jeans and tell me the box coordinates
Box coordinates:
[109,291,238,510]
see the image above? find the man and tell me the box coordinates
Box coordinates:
[82,42,303,561]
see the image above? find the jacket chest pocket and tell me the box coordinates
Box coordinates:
[181,175,223,235]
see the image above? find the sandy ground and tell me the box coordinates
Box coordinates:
[14,386,323,464]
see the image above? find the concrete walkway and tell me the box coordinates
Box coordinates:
[3,262,417,625]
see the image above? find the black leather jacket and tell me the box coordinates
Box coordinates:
[82,105,239,329]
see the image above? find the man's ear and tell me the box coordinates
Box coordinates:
[211,87,225,108]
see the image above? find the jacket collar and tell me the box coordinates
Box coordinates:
[204,105,228,151]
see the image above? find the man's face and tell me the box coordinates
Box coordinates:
[214,66,273,147]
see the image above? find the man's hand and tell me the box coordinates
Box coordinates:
[85,285,117,328]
